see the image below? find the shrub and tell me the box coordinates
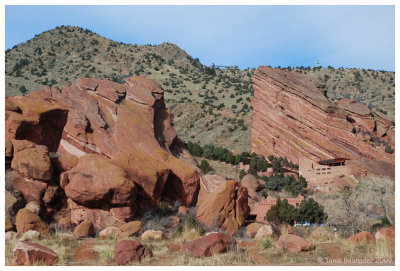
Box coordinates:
[258,236,274,249]
[199,160,213,174]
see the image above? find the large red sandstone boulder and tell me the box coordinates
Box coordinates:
[114,240,152,265]
[276,234,315,253]
[198,174,227,201]
[183,232,237,257]
[11,171,48,202]
[251,66,395,165]
[5,95,68,152]
[64,154,135,207]
[375,227,395,242]
[12,241,58,265]
[15,209,50,234]
[196,180,249,234]
[348,231,375,244]
[73,220,94,238]
[11,145,52,181]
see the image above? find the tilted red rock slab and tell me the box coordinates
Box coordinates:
[12,241,58,265]
[196,180,249,234]
[251,66,395,164]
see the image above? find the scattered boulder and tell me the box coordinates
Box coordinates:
[246,223,263,238]
[183,232,237,257]
[11,171,48,202]
[64,154,135,207]
[12,240,58,265]
[11,145,52,181]
[309,227,334,242]
[348,231,375,244]
[119,221,142,237]
[375,226,395,242]
[16,208,50,234]
[114,240,152,265]
[276,234,315,253]
[73,220,94,238]
[255,223,280,240]
[20,230,41,241]
[196,180,249,234]
[141,230,163,240]
[99,227,123,239]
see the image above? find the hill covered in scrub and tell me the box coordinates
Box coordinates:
[5,25,395,152]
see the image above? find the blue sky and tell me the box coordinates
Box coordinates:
[5,5,395,71]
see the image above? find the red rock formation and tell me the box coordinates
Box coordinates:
[5,76,200,229]
[41,77,199,209]
[196,180,249,234]
[251,66,395,164]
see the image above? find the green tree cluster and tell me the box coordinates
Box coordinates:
[266,198,327,225]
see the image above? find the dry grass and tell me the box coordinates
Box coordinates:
[338,239,395,262]
[170,245,252,265]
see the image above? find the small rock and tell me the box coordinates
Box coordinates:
[183,232,237,257]
[99,226,123,239]
[119,221,142,237]
[255,223,280,240]
[141,230,163,240]
[73,220,94,238]
[20,230,41,241]
[114,240,152,265]
[246,223,263,238]
[12,240,58,265]
[276,234,315,253]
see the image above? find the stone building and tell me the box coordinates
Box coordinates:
[299,157,353,192]
[251,195,304,222]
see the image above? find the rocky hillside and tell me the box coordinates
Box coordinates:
[251,66,395,164]
[5,26,395,152]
